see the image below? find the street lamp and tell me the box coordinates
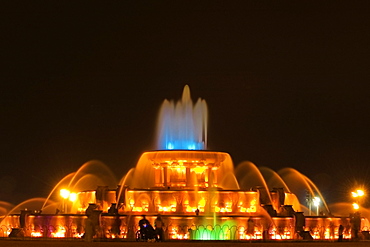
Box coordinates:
[352,189,365,198]
[69,192,77,202]
[352,189,365,211]
[313,197,320,216]
[60,189,70,199]
[60,189,73,213]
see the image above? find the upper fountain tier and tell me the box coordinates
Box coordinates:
[156,85,208,150]
[130,150,239,190]
[148,150,228,167]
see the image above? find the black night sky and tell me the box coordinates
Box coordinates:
[2,2,370,206]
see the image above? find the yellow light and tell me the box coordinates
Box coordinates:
[31,231,42,237]
[193,167,206,174]
[51,226,66,238]
[69,192,77,202]
[353,203,360,210]
[352,189,365,198]
[198,198,206,207]
[132,207,143,212]
[357,189,365,197]
[60,189,70,199]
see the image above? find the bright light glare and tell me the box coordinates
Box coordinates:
[352,189,365,198]
[357,189,365,197]
[60,189,70,199]
[353,202,360,210]
[69,192,77,202]
[313,197,320,206]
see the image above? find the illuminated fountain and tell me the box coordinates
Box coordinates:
[1,85,369,241]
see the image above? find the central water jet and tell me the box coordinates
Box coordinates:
[156,85,208,150]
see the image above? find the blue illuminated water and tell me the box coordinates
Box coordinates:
[156,85,208,150]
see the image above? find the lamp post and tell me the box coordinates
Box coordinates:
[352,189,364,199]
[313,197,320,216]
[60,189,70,213]
[352,189,365,211]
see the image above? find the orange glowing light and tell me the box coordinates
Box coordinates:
[193,167,206,174]
[198,198,206,207]
[73,233,84,238]
[357,190,365,197]
[31,231,42,237]
[60,189,70,199]
[69,192,77,202]
[51,227,66,238]
[352,189,365,198]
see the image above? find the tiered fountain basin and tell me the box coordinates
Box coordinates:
[76,151,294,216]
[0,211,362,240]
[1,150,367,241]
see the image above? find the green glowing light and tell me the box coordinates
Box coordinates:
[190,221,237,240]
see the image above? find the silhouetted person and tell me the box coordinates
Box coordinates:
[195,208,200,216]
[139,215,154,241]
[155,215,164,241]
[139,215,149,229]
[338,224,344,242]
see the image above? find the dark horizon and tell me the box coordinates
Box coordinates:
[2,2,370,207]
